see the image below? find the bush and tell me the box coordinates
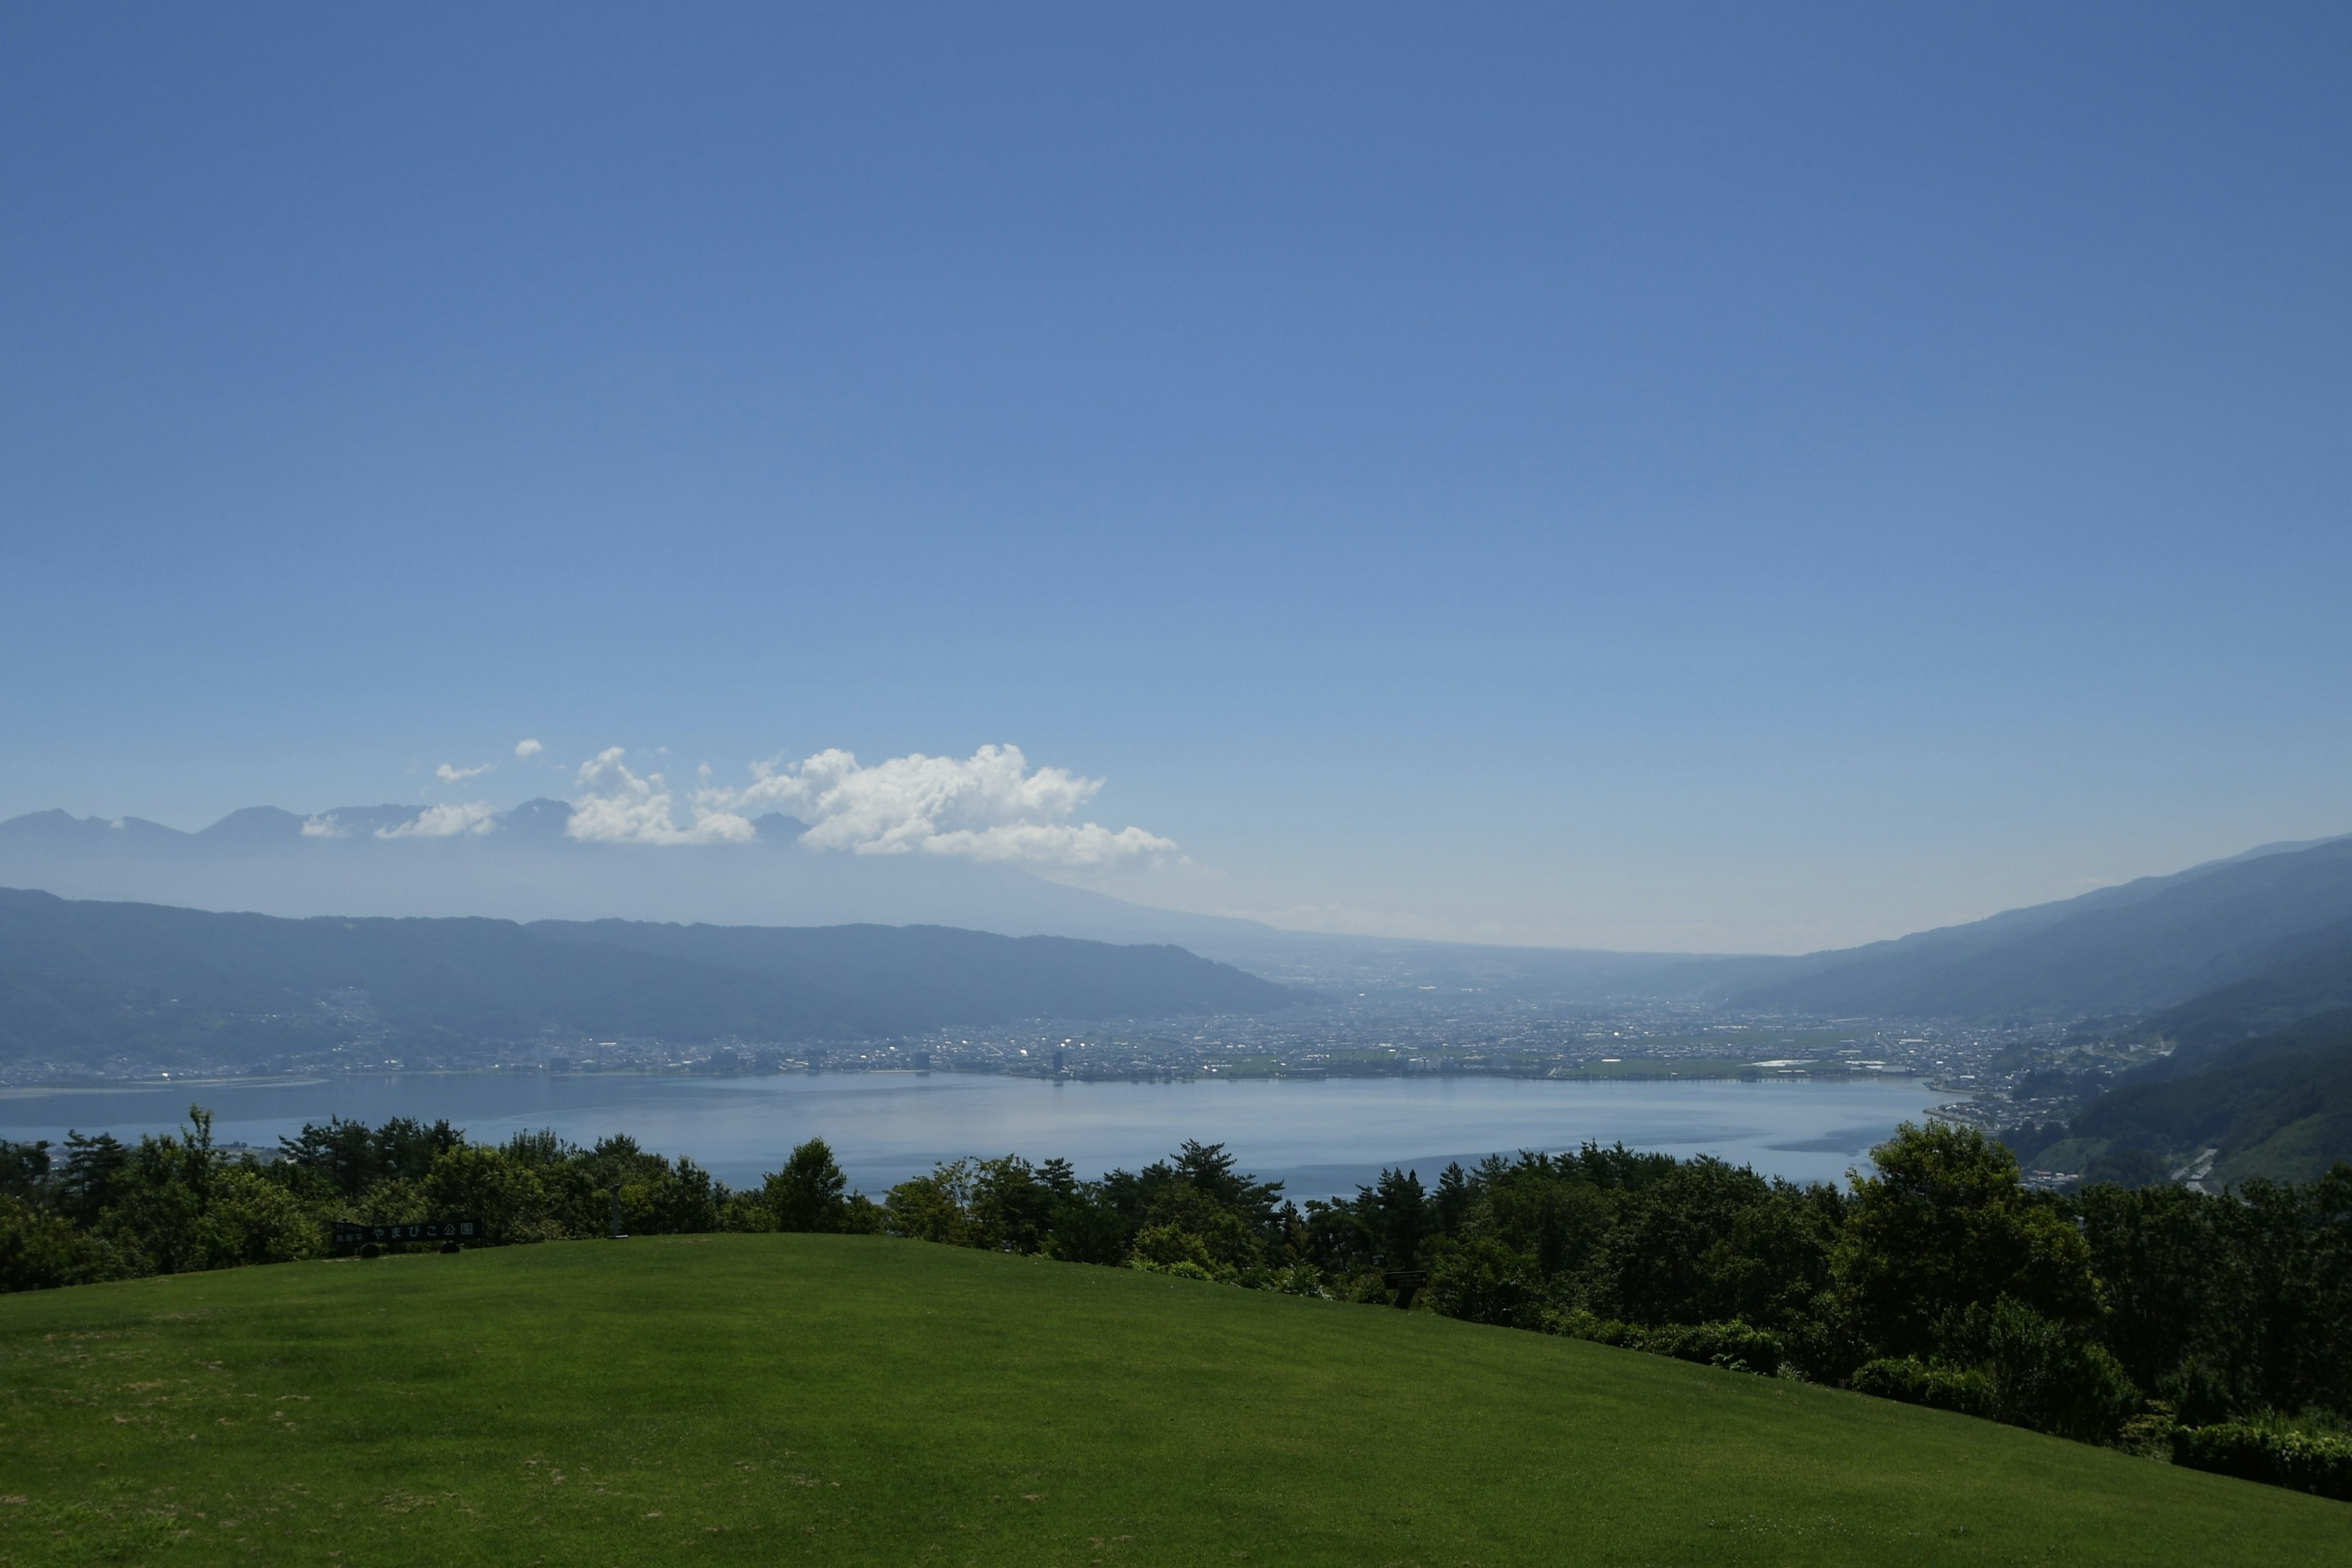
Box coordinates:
[1641,1319,1785,1375]
[205,1166,326,1265]
[1425,1235,1534,1327]
[0,1194,109,1292]
[1850,1357,1997,1419]
[423,1145,563,1244]
[1128,1223,1228,1281]
[2172,1421,2352,1501]
[1544,1311,1784,1375]
[885,1161,974,1245]
[1939,1296,2141,1444]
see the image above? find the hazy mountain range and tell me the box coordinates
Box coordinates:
[0,887,1303,1066]
[7,802,2352,1022]
[0,801,1739,997]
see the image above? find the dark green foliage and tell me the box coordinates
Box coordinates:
[0,1194,107,1291]
[0,1106,861,1283]
[762,1138,858,1232]
[279,1116,463,1199]
[2080,1169,2352,1419]
[1834,1123,2099,1359]
[1556,1314,1786,1375]
[1932,1297,2139,1443]
[1851,1357,1997,1419]
[0,1139,50,1203]
[2172,1420,2352,1501]
[2081,1145,2171,1189]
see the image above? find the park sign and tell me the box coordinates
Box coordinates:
[333,1219,479,1246]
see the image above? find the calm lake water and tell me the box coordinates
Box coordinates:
[0,1071,1947,1197]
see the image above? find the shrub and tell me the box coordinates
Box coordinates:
[423,1145,563,1244]
[1128,1223,1228,1281]
[2172,1420,2352,1501]
[1640,1319,1785,1375]
[1850,1357,1998,1419]
[1939,1296,2141,1443]
[204,1166,326,1265]
[884,1161,974,1245]
[1542,1311,1784,1375]
[0,1195,109,1292]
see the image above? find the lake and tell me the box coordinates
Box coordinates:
[0,1071,1950,1197]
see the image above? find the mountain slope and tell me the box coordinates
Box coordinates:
[1731,837,2352,1019]
[2132,919,2352,1055]
[2059,1012,2352,1186]
[0,803,1751,996]
[0,801,1284,953]
[0,888,1306,1066]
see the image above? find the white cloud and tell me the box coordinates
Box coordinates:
[561,741,1173,864]
[514,738,544,760]
[377,802,500,839]
[435,761,496,783]
[564,748,756,846]
[715,743,1175,867]
[300,814,350,839]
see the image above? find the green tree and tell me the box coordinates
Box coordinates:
[423,1144,562,1244]
[885,1161,974,1245]
[764,1139,853,1233]
[1836,1123,2101,1360]
[0,1194,108,1291]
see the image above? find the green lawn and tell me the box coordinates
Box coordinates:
[0,1237,2340,1566]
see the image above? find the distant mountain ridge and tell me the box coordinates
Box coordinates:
[0,888,1308,1067]
[1717,835,2352,1021]
[0,802,1749,995]
[10,802,2352,1020]
[0,799,1283,952]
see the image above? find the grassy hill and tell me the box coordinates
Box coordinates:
[1,1238,2341,1566]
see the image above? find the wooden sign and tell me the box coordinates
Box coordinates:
[333,1220,479,1246]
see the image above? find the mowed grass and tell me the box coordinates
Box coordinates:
[1,1237,2342,1566]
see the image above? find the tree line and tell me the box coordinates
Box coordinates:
[2,1110,2345,1499]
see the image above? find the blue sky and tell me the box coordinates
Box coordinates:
[4,4,2349,952]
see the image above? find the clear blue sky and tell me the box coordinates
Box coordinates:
[4,4,2348,952]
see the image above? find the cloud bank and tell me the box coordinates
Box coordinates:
[564,743,1174,866]
[564,748,757,846]
[378,802,500,839]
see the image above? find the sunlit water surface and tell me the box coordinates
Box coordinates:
[0,1072,1947,1197]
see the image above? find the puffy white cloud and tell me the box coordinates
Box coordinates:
[561,742,1172,864]
[300,814,350,839]
[564,748,756,846]
[435,761,495,783]
[714,743,1174,867]
[377,802,500,839]
[514,738,544,760]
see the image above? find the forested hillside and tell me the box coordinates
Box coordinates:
[2008,1014,2352,1187]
